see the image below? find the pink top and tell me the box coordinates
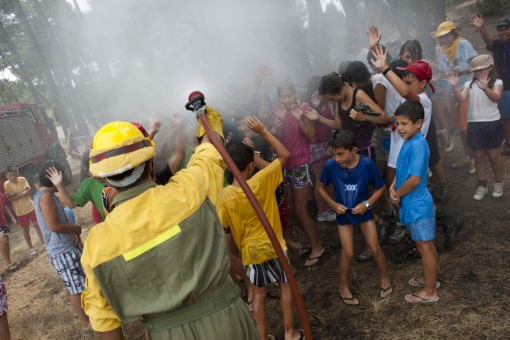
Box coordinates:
[281,111,311,169]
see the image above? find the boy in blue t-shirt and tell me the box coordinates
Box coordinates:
[317,129,391,306]
[390,101,438,303]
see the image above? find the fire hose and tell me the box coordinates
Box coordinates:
[186,92,313,340]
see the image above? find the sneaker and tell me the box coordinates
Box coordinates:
[451,158,470,169]
[357,248,372,262]
[435,181,451,203]
[440,217,465,249]
[501,142,510,156]
[469,159,476,174]
[444,141,454,153]
[377,218,389,244]
[29,249,37,255]
[388,222,409,244]
[317,210,336,222]
[492,183,504,198]
[473,186,488,200]
[392,239,421,264]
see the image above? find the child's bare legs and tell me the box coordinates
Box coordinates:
[430,160,447,183]
[473,149,487,181]
[359,221,392,297]
[0,312,10,340]
[279,281,303,340]
[21,226,34,250]
[406,241,437,302]
[31,221,45,248]
[460,131,473,158]
[337,224,358,305]
[285,184,323,264]
[251,284,269,340]
[486,148,504,182]
[69,293,91,331]
[0,236,13,267]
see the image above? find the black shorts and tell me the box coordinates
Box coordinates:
[426,119,440,166]
[467,120,504,150]
[358,145,376,163]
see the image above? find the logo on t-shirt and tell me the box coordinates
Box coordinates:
[345,184,357,192]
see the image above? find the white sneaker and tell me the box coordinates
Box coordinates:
[29,249,37,255]
[473,186,488,200]
[444,141,454,153]
[317,210,336,222]
[492,183,504,198]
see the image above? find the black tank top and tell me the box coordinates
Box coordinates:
[337,88,371,149]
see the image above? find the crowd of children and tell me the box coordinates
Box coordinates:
[0,14,508,340]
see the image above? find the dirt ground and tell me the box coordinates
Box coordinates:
[2,1,510,339]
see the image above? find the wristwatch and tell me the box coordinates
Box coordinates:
[363,200,372,210]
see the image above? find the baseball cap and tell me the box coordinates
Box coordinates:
[497,15,510,27]
[470,54,494,71]
[436,21,456,37]
[397,60,435,93]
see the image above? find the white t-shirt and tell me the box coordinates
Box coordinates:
[373,74,403,131]
[388,92,432,168]
[465,79,503,122]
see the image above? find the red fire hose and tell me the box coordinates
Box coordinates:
[187,92,313,340]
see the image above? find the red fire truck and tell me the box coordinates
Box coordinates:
[0,103,72,191]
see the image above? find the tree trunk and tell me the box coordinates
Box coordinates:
[305,0,331,74]
[434,0,446,27]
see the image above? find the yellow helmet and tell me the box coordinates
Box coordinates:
[89,121,156,179]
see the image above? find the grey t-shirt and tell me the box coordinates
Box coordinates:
[33,190,75,255]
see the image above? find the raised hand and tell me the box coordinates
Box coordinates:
[444,71,459,87]
[470,14,484,28]
[476,72,490,90]
[370,45,389,72]
[366,25,382,49]
[273,103,286,120]
[254,64,271,82]
[311,91,321,108]
[149,116,162,133]
[290,104,303,121]
[46,166,63,187]
[242,137,254,149]
[246,116,266,134]
[304,107,320,121]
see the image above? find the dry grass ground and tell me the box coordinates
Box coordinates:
[3,1,510,339]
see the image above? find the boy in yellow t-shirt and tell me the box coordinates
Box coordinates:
[219,117,303,340]
[4,166,45,254]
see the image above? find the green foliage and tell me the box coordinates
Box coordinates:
[475,0,503,16]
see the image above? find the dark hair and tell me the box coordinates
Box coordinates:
[228,143,254,171]
[304,76,321,103]
[38,160,63,188]
[470,66,498,89]
[367,45,392,67]
[106,160,151,191]
[328,129,356,151]
[319,72,353,96]
[338,60,351,73]
[399,40,423,62]
[346,61,371,84]
[5,165,17,173]
[395,100,424,123]
[277,81,296,97]
[390,59,408,79]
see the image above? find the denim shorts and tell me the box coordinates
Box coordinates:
[408,214,436,242]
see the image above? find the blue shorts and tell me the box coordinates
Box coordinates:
[408,215,436,242]
[498,90,510,119]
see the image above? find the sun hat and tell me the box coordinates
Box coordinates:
[436,21,456,37]
[470,54,494,72]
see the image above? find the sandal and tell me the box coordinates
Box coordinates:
[5,263,19,273]
[268,334,275,340]
[338,291,360,307]
[304,249,325,267]
[404,293,439,303]
[379,283,393,299]
[408,277,440,289]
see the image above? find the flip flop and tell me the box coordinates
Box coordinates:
[408,277,440,289]
[268,334,275,340]
[304,249,325,267]
[298,329,305,339]
[5,263,19,273]
[404,293,439,303]
[379,283,393,299]
[83,327,94,333]
[339,291,360,307]
[298,246,311,256]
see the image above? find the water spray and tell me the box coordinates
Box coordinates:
[185,91,313,340]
